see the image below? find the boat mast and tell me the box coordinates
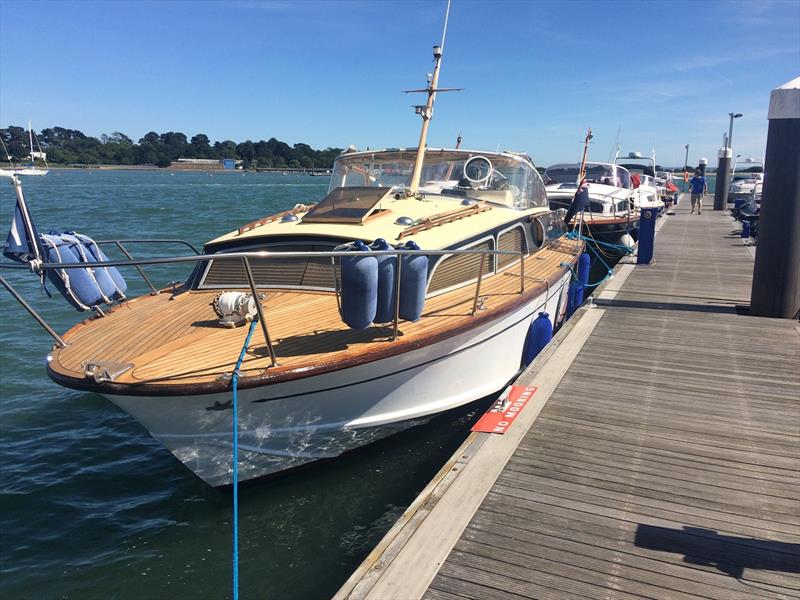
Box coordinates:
[408,0,452,195]
[578,128,593,182]
[28,121,34,163]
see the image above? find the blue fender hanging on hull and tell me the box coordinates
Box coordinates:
[370,238,397,324]
[522,312,553,367]
[398,241,428,322]
[340,241,378,329]
[567,252,591,317]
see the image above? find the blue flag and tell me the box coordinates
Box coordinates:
[3,196,43,265]
[564,181,590,225]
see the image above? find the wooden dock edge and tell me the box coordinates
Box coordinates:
[333,221,652,599]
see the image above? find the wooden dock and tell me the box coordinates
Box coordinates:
[335,196,800,600]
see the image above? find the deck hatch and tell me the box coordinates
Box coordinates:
[301,186,392,224]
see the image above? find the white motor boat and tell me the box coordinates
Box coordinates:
[728,158,764,205]
[2,37,582,488]
[614,152,665,214]
[545,161,639,251]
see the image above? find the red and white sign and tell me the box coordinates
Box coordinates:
[471,385,538,434]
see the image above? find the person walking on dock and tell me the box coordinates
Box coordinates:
[689,169,707,214]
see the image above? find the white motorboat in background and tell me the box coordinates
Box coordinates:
[728,157,764,205]
[545,161,639,251]
[614,151,665,214]
[655,170,680,210]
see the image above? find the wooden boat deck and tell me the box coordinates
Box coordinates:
[48,238,582,393]
[335,195,800,600]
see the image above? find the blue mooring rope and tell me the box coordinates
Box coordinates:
[231,317,259,600]
[565,232,616,290]
[566,229,634,255]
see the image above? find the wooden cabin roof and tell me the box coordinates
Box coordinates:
[206,194,546,250]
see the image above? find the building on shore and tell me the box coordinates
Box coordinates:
[172,158,242,170]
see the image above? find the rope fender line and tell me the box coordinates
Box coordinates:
[230,317,260,600]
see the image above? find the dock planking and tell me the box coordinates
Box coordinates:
[336,195,800,600]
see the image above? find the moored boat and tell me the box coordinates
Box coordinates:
[614,151,665,214]
[655,170,680,210]
[2,36,583,487]
[728,157,764,206]
[545,161,640,252]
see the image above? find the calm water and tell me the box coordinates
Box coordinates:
[0,170,490,600]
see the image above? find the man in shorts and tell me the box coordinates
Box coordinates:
[689,169,706,214]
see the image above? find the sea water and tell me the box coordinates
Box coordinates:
[0,170,487,599]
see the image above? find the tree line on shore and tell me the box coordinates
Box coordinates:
[0,126,343,169]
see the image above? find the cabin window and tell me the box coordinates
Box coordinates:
[497,225,526,270]
[531,218,545,249]
[200,243,339,291]
[534,211,567,245]
[548,198,571,212]
[427,238,494,295]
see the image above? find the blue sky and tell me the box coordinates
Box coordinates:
[1,0,798,167]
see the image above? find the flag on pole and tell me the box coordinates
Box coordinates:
[564,179,590,225]
[3,191,43,266]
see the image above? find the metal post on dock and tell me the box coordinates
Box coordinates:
[750,77,800,319]
[713,147,732,210]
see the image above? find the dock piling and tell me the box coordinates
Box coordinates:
[713,147,732,210]
[750,77,800,319]
[636,208,657,264]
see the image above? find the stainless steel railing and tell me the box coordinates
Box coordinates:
[1,244,538,363]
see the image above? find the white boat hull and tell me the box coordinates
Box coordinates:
[104,272,571,486]
[631,186,665,213]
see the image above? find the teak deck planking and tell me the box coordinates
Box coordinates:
[48,238,581,391]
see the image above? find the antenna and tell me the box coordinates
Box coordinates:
[578,128,593,182]
[406,0,461,194]
[440,0,450,50]
[608,125,621,163]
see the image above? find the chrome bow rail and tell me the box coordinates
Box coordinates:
[1,242,546,368]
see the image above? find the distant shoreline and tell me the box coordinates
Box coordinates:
[0,164,331,174]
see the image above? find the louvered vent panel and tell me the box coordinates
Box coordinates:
[497,227,525,269]
[428,240,493,294]
[202,246,339,290]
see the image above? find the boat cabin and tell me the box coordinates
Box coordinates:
[615,153,657,188]
[191,148,563,299]
[544,162,632,215]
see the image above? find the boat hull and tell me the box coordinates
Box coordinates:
[103,272,571,486]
